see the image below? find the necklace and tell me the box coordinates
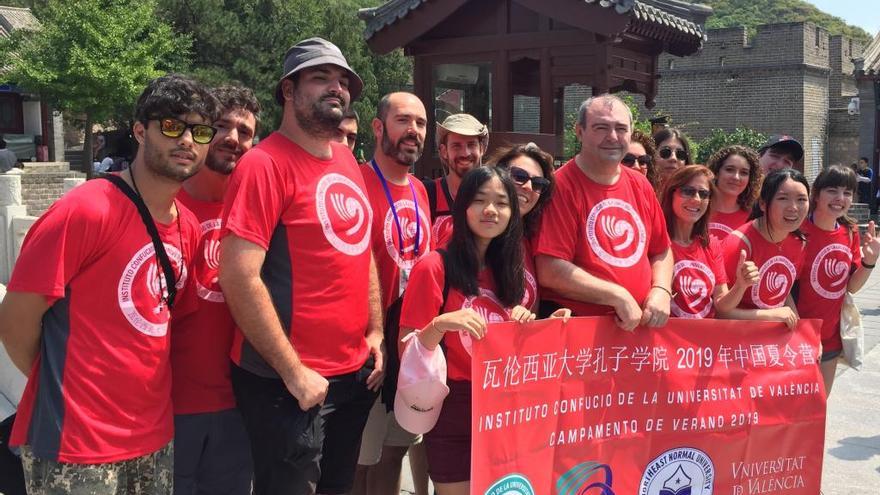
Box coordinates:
[129,166,184,310]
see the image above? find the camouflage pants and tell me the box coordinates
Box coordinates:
[19,442,173,495]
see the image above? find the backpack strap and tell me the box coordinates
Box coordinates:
[423,177,439,222]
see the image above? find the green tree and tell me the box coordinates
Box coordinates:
[695,127,767,163]
[0,0,188,177]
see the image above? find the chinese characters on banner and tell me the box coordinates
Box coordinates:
[471,317,825,495]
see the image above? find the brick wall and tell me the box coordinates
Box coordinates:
[19,164,86,217]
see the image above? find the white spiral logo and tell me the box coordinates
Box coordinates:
[823,258,848,288]
[330,193,365,236]
[810,243,852,300]
[764,271,789,300]
[146,262,167,314]
[671,260,716,318]
[315,173,372,256]
[751,255,797,309]
[680,275,708,309]
[601,216,635,252]
[204,239,221,273]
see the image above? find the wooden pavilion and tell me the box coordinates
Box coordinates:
[359,0,711,176]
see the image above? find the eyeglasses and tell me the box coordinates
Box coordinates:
[678,186,711,200]
[508,166,550,194]
[158,117,217,144]
[659,147,688,161]
[622,153,653,168]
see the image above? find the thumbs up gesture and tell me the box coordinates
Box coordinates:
[735,249,760,288]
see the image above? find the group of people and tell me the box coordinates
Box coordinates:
[0,34,874,495]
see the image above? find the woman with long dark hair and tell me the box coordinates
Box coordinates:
[797,165,880,395]
[718,169,810,327]
[706,145,762,242]
[660,165,758,318]
[653,128,693,186]
[396,167,535,495]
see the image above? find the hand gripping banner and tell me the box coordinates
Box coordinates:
[471,317,825,495]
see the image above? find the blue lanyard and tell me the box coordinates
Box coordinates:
[370,160,421,259]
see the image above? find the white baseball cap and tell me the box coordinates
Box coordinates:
[394,332,450,435]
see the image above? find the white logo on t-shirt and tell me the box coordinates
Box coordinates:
[671,260,716,318]
[752,255,797,309]
[195,218,224,303]
[810,243,851,299]
[118,242,187,337]
[586,198,647,267]
[459,288,507,356]
[709,222,732,238]
[522,266,537,309]
[315,173,372,256]
[383,199,431,269]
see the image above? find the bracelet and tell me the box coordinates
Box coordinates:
[863,260,876,269]
[651,285,675,297]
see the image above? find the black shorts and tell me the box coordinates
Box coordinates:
[231,358,377,495]
[424,380,471,483]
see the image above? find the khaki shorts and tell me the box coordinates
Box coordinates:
[357,397,422,466]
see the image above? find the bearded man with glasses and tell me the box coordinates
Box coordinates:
[0,74,218,494]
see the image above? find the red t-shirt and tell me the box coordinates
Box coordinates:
[8,178,199,463]
[360,164,431,310]
[170,189,237,414]
[222,133,371,378]
[429,177,454,249]
[522,238,539,311]
[797,220,861,351]
[670,237,727,319]
[535,160,670,316]
[400,251,511,382]
[721,221,805,309]
[709,209,750,242]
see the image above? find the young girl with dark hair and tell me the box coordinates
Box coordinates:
[719,169,810,327]
[661,166,758,318]
[706,145,763,242]
[397,167,536,495]
[797,165,880,395]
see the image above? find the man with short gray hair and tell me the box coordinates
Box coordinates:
[536,94,673,331]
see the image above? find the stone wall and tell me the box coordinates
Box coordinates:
[19,162,86,217]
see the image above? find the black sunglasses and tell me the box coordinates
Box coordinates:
[622,153,653,167]
[678,185,711,200]
[158,117,217,144]
[659,147,688,161]
[508,166,550,194]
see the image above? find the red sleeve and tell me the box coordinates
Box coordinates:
[8,195,106,301]
[721,232,749,286]
[399,252,446,331]
[535,178,580,261]
[221,149,288,249]
[707,237,728,286]
[646,187,671,257]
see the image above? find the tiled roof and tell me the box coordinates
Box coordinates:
[860,31,880,74]
[359,0,710,46]
[0,5,40,37]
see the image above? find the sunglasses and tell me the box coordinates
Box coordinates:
[659,147,688,161]
[158,117,217,144]
[508,166,550,194]
[622,153,653,167]
[678,186,711,200]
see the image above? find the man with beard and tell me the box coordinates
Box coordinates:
[353,92,431,495]
[425,113,488,248]
[0,74,216,493]
[171,85,260,494]
[535,95,673,331]
[219,38,384,495]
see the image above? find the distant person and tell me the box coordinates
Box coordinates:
[0,137,18,173]
[856,156,873,205]
[757,134,803,174]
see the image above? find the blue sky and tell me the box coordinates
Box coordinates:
[808,0,879,34]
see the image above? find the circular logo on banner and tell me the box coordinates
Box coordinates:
[315,173,372,256]
[586,198,647,268]
[118,242,188,337]
[460,288,508,356]
[522,266,537,310]
[671,260,716,318]
[383,199,431,269]
[195,218,224,303]
[810,243,851,300]
[708,222,732,240]
[639,447,715,495]
[484,474,536,495]
[751,255,797,309]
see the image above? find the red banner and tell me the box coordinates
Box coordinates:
[471,317,825,495]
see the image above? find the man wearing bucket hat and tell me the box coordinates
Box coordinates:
[758,134,803,174]
[220,37,384,495]
[424,113,489,248]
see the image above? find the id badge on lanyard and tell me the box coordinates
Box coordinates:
[399,266,411,296]
[371,160,421,297]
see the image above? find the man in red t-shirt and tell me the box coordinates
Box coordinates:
[0,74,218,493]
[424,113,488,248]
[218,38,384,495]
[354,92,431,495]
[172,85,260,494]
[535,94,673,331]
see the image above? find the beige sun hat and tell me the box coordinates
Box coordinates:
[435,113,489,149]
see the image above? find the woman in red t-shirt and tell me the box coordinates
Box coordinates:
[397,167,536,495]
[707,145,762,242]
[720,169,810,327]
[798,165,879,395]
[661,165,759,319]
